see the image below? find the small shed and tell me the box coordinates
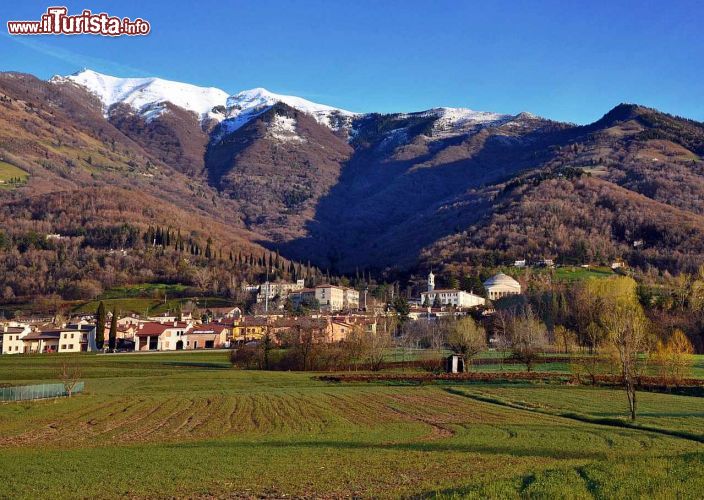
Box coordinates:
[446,354,465,374]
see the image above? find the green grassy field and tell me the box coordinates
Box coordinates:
[97,283,192,300]
[552,266,616,282]
[72,296,233,316]
[0,160,29,189]
[0,352,703,498]
[497,265,616,283]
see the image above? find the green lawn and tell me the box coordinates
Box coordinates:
[72,296,234,316]
[98,283,192,300]
[0,160,29,188]
[553,266,616,282]
[496,265,616,283]
[0,352,703,498]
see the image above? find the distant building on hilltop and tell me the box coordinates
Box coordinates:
[483,273,521,301]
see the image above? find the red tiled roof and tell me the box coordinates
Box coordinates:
[191,323,229,334]
[134,322,188,337]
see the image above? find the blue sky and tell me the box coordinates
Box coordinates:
[1,0,703,123]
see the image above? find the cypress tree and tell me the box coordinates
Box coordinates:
[108,306,118,352]
[95,301,106,350]
[205,238,213,259]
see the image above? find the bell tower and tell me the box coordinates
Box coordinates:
[427,270,435,292]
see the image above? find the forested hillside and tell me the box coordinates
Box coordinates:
[1,70,704,307]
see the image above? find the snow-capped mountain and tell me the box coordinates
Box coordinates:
[53,69,230,123]
[52,69,536,142]
[54,70,357,133]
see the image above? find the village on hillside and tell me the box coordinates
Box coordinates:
[1,270,522,356]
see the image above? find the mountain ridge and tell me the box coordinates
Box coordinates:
[1,68,704,287]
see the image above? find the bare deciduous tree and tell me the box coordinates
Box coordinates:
[507,308,549,372]
[57,362,82,397]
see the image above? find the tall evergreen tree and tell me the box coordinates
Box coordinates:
[108,306,118,352]
[95,301,106,350]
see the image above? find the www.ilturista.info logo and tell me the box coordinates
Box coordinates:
[7,6,150,36]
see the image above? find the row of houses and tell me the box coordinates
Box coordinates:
[231,313,376,343]
[1,321,97,354]
[1,308,379,354]
[113,311,377,351]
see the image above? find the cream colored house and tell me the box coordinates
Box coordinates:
[483,273,522,301]
[184,324,229,349]
[257,280,306,303]
[1,324,31,354]
[316,285,345,311]
[22,331,61,353]
[289,285,360,312]
[22,325,97,353]
[316,285,360,312]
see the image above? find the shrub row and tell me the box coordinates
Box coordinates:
[317,371,704,390]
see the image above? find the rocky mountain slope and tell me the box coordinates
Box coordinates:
[2,69,704,282]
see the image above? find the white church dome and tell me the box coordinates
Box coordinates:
[483,273,521,290]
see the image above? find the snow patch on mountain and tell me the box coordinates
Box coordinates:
[223,87,357,134]
[53,69,229,123]
[421,107,512,137]
[431,107,509,127]
[268,115,305,143]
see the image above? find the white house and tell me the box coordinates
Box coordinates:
[483,273,522,301]
[134,321,193,351]
[421,289,486,308]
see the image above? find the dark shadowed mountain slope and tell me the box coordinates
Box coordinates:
[205,103,353,241]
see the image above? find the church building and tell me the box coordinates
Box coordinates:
[420,271,486,308]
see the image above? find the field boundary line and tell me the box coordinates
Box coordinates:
[443,387,704,445]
